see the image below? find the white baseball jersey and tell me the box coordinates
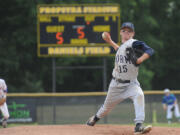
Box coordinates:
[112,38,138,81]
[0,79,7,91]
[0,79,10,119]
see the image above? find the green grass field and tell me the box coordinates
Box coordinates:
[2,122,180,129]
[151,122,180,127]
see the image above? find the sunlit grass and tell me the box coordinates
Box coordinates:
[151,122,180,127]
[1,122,180,128]
[0,123,38,128]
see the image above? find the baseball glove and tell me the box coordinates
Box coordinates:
[171,106,175,112]
[0,95,6,106]
[125,47,144,66]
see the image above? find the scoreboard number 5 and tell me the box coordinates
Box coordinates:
[77,27,85,39]
[56,32,64,44]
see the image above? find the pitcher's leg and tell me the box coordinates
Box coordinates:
[96,87,124,118]
[131,87,145,124]
[87,87,124,126]
[127,83,145,124]
[127,83,152,134]
[86,79,125,126]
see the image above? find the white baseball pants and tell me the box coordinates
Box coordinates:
[0,102,10,119]
[96,79,145,124]
[167,104,180,120]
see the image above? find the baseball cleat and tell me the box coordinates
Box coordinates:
[86,115,99,126]
[134,123,152,135]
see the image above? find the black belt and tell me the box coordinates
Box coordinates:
[112,77,130,83]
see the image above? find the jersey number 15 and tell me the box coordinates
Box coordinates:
[119,65,127,73]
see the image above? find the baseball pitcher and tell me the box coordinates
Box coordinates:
[0,79,10,128]
[86,22,154,135]
[162,88,180,124]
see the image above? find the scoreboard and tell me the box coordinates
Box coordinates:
[37,4,120,57]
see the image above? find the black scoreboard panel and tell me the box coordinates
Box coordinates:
[37,5,120,57]
[40,15,119,45]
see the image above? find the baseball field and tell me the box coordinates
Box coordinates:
[3,93,180,135]
[1,124,180,135]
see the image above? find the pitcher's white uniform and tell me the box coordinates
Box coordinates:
[87,22,154,134]
[96,38,153,124]
[0,79,10,120]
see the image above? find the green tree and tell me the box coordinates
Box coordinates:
[0,0,180,92]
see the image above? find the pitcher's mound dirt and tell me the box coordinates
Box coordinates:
[0,124,180,135]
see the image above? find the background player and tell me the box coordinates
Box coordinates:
[86,22,154,134]
[162,88,180,124]
[0,79,10,128]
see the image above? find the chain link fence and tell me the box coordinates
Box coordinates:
[5,92,180,124]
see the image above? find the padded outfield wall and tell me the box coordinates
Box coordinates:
[3,91,180,124]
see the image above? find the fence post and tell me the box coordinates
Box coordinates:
[52,58,56,124]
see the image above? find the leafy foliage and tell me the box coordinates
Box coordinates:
[0,0,179,92]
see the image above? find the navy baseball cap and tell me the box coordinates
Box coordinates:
[121,22,135,31]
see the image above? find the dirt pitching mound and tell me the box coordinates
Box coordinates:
[0,124,180,135]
